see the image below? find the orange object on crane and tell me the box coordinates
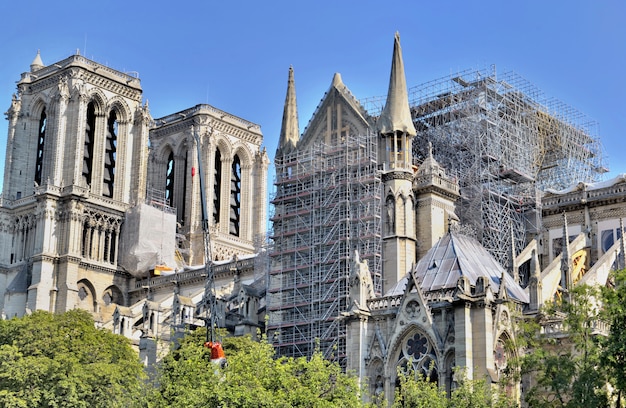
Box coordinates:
[204,341,226,359]
[194,128,226,367]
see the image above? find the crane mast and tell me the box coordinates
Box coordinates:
[193,128,218,344]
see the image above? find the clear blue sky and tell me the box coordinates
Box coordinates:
[1,0,624,190]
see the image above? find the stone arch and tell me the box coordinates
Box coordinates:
[231,143,253,168]
[214,136,232,160]
[107,97,131,123]
[87,89,107,116]
[102,285,125,307]
[77,279,97,312]
[367,357,385,402]
[494,330,513,374]
[153,140,176,162]
[443,349,456,396]
[385,194,396,235]
[388,325,441,386]
[28,96,48,119]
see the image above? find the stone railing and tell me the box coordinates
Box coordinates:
[541,317,609,337]
[155,104,260,131]
[132,256,256,291]
[367,294,404,312]
[413,172,459,194]
[31,55,138,83]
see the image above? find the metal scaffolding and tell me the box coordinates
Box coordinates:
[363,66,606,270]
[268,131,382,366]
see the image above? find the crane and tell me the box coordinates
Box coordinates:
[193,127,226,367]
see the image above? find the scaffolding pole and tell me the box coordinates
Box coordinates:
[364,66,605,273]
[268,130,381,367]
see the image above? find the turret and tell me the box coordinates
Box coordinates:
[30,50,44,72]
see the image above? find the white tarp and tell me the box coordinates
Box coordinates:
[118,203,177,277]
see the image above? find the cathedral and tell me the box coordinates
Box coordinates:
[1,34,624,405]
[0,50,269,363]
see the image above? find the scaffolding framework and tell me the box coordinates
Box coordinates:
[269,131,381,366]
[364,66,605,270]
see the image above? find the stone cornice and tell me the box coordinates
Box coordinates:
[151,105,263,145]
[79,260,130,277]
[20,55,141,99]
[30,253,58,264]
[382,171,413,183]
[542,182,626,216]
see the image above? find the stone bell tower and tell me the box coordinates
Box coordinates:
[0,50,151,319]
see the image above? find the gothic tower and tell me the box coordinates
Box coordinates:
[413,142,460,260]
[0,51,151,318]
[147,104,269,265]
[379,33,418,292]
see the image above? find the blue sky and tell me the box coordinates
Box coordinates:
[1,0,624,190]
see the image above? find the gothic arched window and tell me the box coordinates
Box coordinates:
[103,110,118,197]
[34,107,46,186]
[397,331,438,383]
[229,154,241,236]
[165,151,174,206]
[83,102,96,186]
[213,149,222,225]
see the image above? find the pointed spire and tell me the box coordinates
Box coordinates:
[560,212,572,293]
[378,32,416,137]
[618,218,626,269]
[529,248,542,311]
[277,65,300,157]
[331,72,343,88]
[30,50,44,72]
[509,222,519,283]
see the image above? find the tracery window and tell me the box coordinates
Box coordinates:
[34,107,46,186]
[103,110,118,197]
[80,210,120,265]
[83,102,96,186]
[229,154,241,236]
[397,331,438,383]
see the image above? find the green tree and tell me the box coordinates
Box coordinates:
[601,268,626,406]
[392,367,516,408]
[448,371,517,408]
[392,366,447,408]
[148,329,363,407]
[0,309,145,408]
[511,285,609,407]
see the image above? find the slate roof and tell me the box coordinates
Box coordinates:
[387,232,529,303]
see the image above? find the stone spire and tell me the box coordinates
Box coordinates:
[276,65,300,157]
[560,212,572,295]
[30,50,44,72]
[618,218,626,269]
[509,223,519,284]
[378,32,416,137]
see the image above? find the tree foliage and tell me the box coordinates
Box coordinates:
[510,284,609,407]
[0,309,145,408]
[601,268,626,405]
[393,367,516,408]
[147,329,363,407]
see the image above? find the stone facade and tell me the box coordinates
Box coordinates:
[0,51,269,351]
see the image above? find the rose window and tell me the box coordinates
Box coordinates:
[397,331,438,382]
[494,338,508,371]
